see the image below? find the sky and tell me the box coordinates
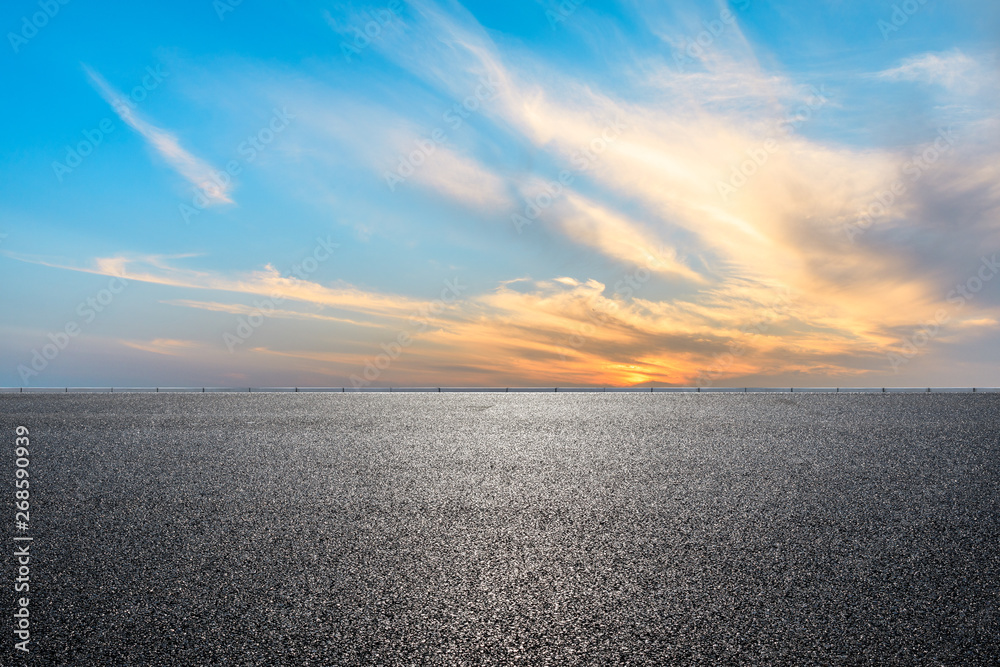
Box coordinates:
[1,0,998,388]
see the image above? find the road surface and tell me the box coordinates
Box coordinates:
[2,393,998,665]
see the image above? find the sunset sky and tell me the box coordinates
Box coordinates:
[2,0,999,387]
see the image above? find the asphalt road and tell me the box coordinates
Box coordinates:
[2,393,999,665]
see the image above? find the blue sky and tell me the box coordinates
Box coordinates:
[2,0,998,387]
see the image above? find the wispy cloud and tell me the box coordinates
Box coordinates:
[121,338,202,357]
[410,146,513,210]
[875,50,982,93]
[84,65,233,204]
[161,299,384,328]
[8,252,429,320]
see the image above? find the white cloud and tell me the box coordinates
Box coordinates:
[410,147,512,211]
[84,65,233,204]
[876,50,981,93]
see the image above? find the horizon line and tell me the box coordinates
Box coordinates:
[2,387,998,394]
